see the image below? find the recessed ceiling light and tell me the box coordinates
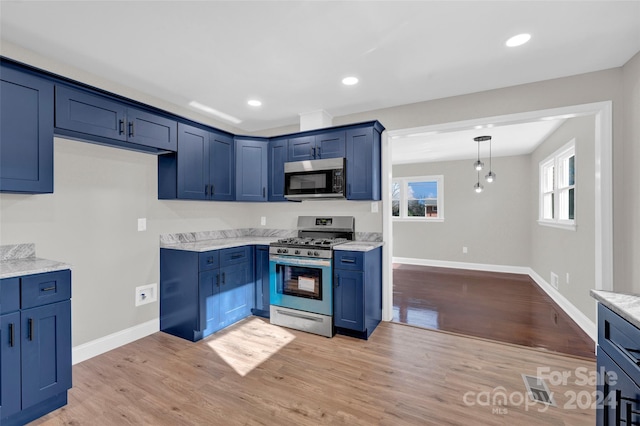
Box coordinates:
[506,33,531,47]
[189,101,242,124]
[247,99,262,107]
[342,76,359,86]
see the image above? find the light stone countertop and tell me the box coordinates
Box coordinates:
[333,241,384,252]
[0,244,72,279]
[591,289,640,330]
[160,236,282,253]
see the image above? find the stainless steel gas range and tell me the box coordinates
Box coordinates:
[269,216,355,337]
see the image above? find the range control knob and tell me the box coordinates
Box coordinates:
[314,251,319,256]
[283,249,288,254]
[307,250,313,256]
[277,248,283,253]
[295,250,300,255]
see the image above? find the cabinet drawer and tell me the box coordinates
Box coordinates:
[334,250,364,271]
[599,304,640,387]
[0,277,20,314]
[220,246,252,267]
[21,270,72,309]
[199,251,220,271]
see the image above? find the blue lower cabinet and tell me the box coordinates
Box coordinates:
[0,270,72,426]
[333,248,382,339]
[160,246,255,342]
[252,245,270,318]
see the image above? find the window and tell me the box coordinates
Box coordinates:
[539,140,575,229]
[392,176,443,221]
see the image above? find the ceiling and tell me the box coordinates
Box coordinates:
[1,1,638,136]
[391,118,566,164]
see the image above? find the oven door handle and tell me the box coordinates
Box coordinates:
[269,255,331,268]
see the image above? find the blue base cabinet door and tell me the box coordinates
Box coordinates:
[333,248,382,339]
[0,64,54,193]
[0,311,21,419]
[0,270,72,426]
[252,245,270,317]
[21,300,72,410]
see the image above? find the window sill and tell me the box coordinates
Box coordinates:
[537,220,576,231]
[393,217,444,223]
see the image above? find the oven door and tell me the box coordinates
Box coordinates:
[269,254,332,316]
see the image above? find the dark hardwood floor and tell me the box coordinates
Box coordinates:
[392,264,595,359]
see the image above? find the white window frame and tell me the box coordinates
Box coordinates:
[538,140,576,230]
[392,175,444,222]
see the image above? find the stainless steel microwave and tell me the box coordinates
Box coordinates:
[284,157,345,200]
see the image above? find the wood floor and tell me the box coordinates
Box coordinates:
[33,317,596,425]
[392,264,595,359]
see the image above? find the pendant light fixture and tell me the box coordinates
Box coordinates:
[473,135,495,193]
[484,135,496,183]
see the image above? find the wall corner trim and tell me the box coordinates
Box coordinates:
[72,319,160,365]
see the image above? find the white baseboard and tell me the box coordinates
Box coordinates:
[393,257,596,342]
[527,268,597,342]
[72,319,159,365]
[392,257,530,275]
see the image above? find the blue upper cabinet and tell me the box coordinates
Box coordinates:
[268,137,288,201]
[127,107,178,151]
[175,123,234,201]
[55,85,177,152]
[210,131,235,201]
[287,131,345,161]
[55,85,127,141]
[315,130,346,159]
[0,64,54,193]
[287,135,315,161]
[346,126,381,200]
[235,137,268,202]
[177,123,209,200]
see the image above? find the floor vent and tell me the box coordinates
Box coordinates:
[522,375,556,406]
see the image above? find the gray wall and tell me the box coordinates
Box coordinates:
[620,51,640,294]
[392,155,531,266]
[529,116,596,321]
[331,55,639,296]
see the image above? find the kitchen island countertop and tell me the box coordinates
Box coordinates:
[591,289,640,330]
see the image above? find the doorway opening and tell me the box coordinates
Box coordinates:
[380,101,613,353]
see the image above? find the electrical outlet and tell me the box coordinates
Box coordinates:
[550,272,559,289]
[462,246,468,254]
[566,273,570,284]
[371,202,379,213]
[260,216,266,226]
[135,283,157,307]
[137,218,147,232]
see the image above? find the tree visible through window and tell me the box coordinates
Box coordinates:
[392,176,443,220]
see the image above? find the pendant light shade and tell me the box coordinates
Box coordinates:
[472,135,494,192]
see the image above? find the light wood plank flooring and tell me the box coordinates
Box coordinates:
[393,264,595,359]
[33,317,595,425]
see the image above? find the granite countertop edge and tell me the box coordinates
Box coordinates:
[591,289,640,330]
[161,237,384,253]
[0,257,73,279]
